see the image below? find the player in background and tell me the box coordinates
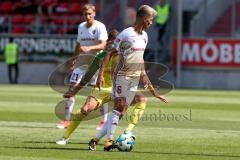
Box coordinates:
[95,5,160,151]
[57,3,108,129]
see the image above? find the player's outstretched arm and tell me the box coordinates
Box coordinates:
[140,68,168,104]
[96,48,117,90]
[147,84,168,103]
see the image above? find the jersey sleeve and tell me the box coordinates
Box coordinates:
[76,24,81,43]
[98,23,108,41]
[113,32,125,52]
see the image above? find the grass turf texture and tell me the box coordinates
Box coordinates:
[0,84,240,160]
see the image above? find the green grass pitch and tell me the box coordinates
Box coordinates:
[0,84,240,160]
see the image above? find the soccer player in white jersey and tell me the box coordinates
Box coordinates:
[57,3,108,129]
[96,5,158,150]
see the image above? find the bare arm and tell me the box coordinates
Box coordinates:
[96,48,117,90]
[140,66,168,103]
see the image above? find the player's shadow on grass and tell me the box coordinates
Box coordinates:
[132,151,240,158]
[0,125,53,129]
[4,146,89,151]
[24,141,103,146]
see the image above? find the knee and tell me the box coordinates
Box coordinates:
[81,97,98,116]
[68,97,75,102]
[140,96,148,103]
[81,103,91,116]
[81,106,89,116]
[114,97,127,113]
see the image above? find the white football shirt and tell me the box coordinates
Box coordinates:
[74,20,107,85]
[77,20,108,55]
[113,27,148,77]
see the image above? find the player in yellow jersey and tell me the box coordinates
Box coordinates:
[56,30,119,145]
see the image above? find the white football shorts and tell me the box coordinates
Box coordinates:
[112,76,140,105]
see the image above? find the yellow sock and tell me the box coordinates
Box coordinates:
[125,102,146,131]
[63,110,84,139]
[126,124,135,131]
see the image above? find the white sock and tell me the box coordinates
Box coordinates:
[106,110,120,140]
[101,103,108,123]
[96,115,110,140]
[65,97,75,121]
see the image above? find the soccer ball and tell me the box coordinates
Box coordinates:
[115,131,136,152]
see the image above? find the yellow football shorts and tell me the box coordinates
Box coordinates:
[90,87,112,107]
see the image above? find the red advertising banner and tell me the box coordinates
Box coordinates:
[172,38,240,68]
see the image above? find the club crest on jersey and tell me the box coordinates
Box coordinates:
[92,30,96,34]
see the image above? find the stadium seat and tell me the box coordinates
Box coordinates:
[0,1,12,14]
[68,16,82,25]
[12,26,26,34]
[40,14,47,23]
[51,14,67,25]
[69,3,81,14]
[24,14,35,24]
[1,0,101,35]
[58,27,67,34]
[12,14,24,24]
